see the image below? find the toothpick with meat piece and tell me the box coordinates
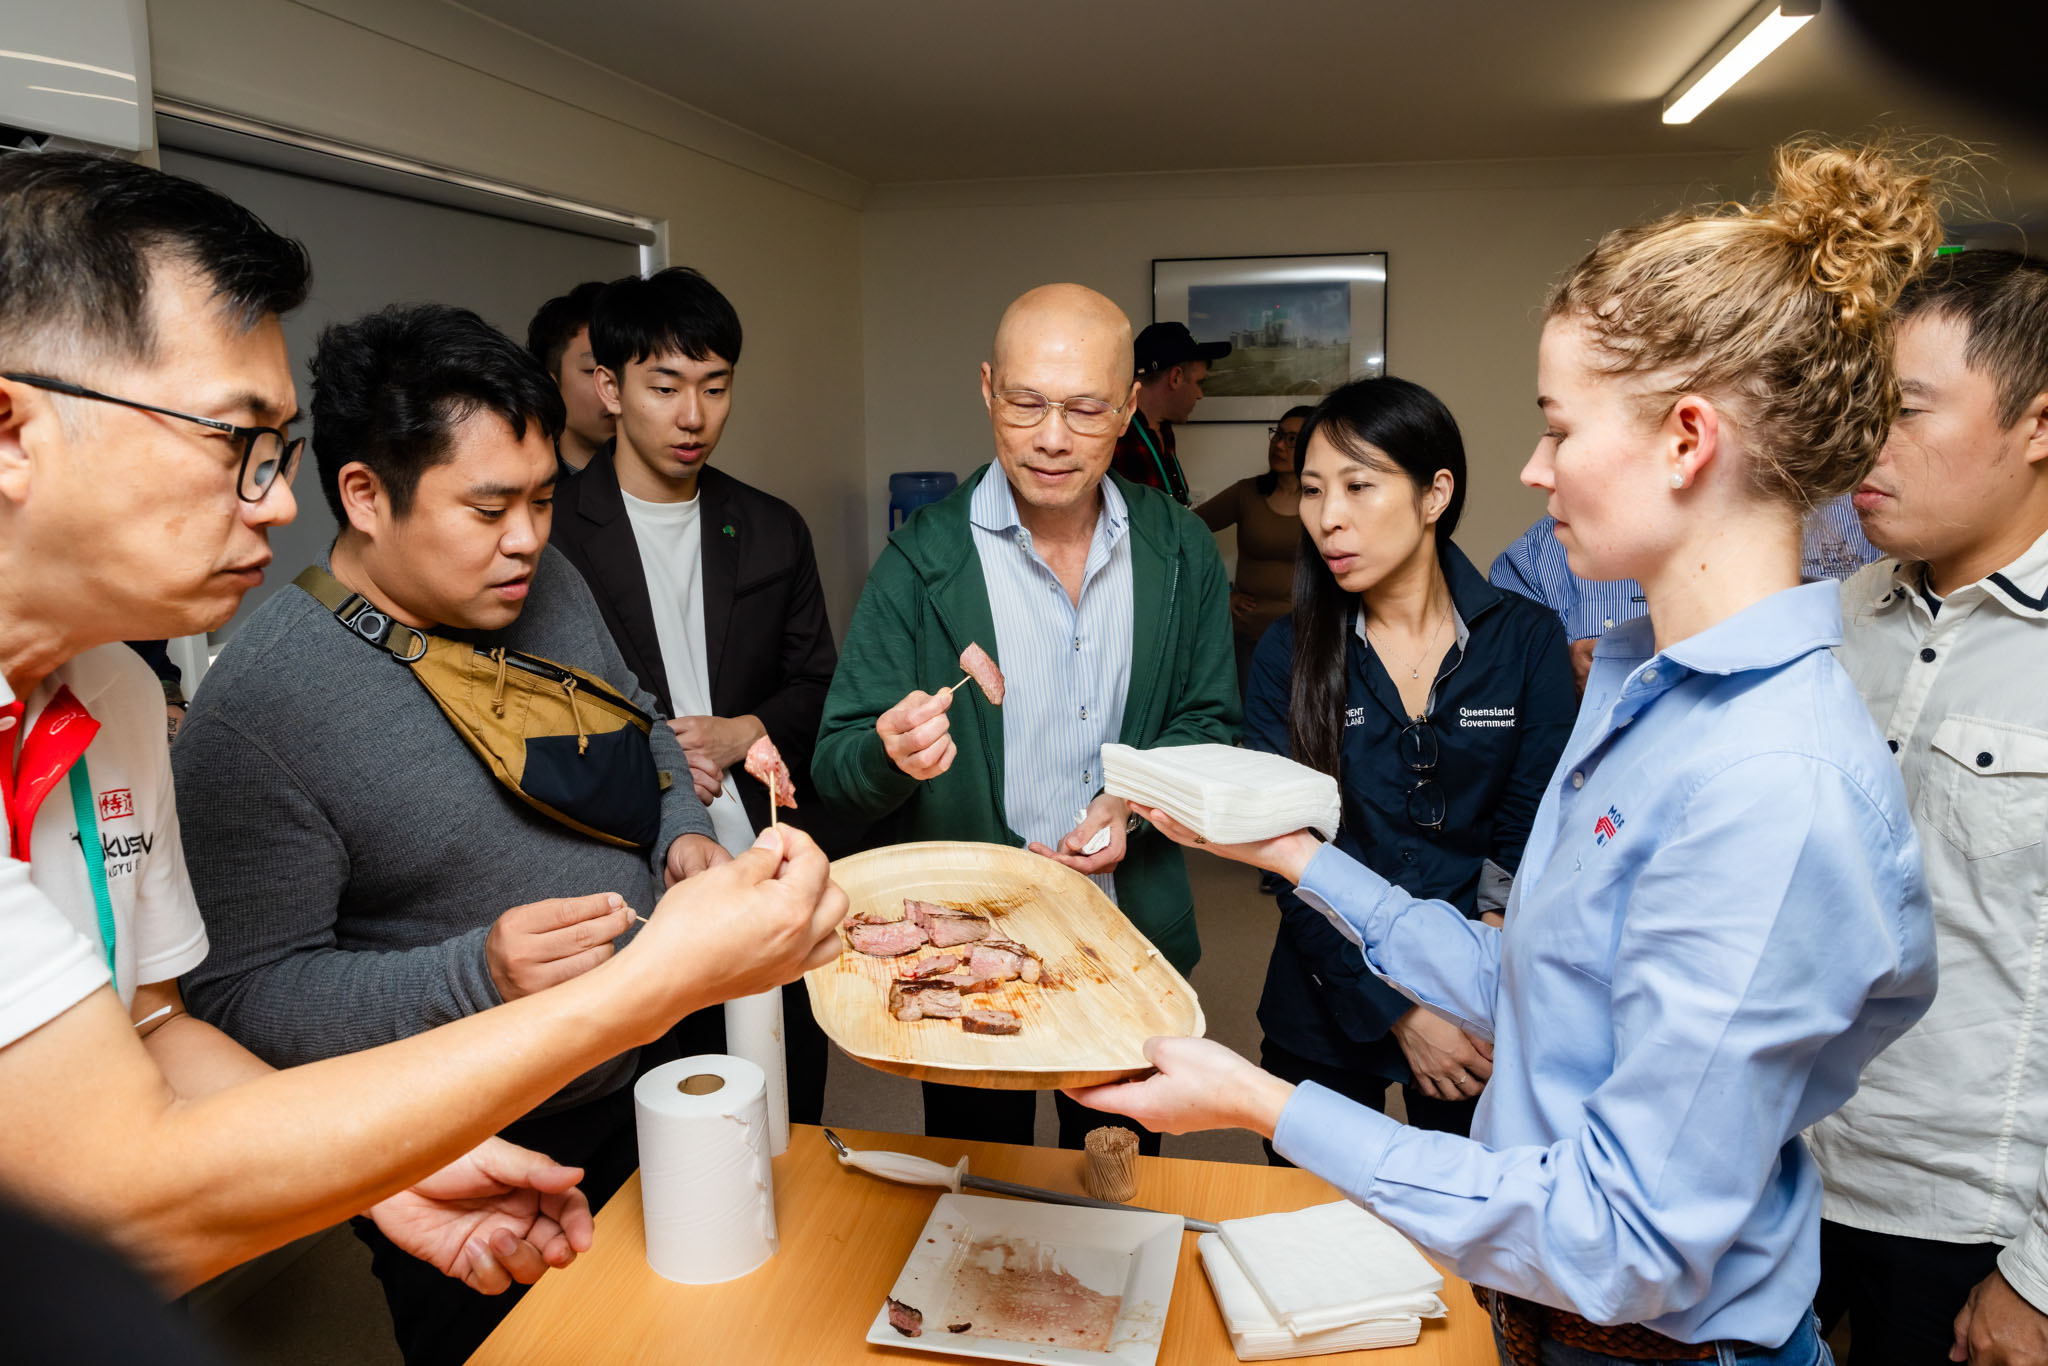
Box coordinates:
[947,642,1006,706]
[742,733,798,836]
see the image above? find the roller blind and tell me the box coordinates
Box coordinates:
[158,138,642,635]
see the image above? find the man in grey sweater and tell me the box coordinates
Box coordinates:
[175,304,730,1365]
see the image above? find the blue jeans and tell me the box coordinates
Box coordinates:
[1491,1310,1831,1366]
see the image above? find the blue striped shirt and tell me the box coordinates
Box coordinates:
[1270,581,1935,1346]
[970,472,1133,898]
[1489,496,1880,641]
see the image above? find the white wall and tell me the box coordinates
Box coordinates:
[145,0,871,631]
[858,155,1754,569]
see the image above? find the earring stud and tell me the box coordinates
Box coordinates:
[1671,473,1685,489]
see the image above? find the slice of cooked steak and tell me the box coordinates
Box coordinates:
[846,913,929,957]
[960,1008,1022,1035]
[742,734,798,809]
[958,642,1006,705]
[965,937,1043,982]
[965,942,1024,983]
[887,981,965,1021]
[926,969,1008,995]
[886,1297,923,1337]
[905,898,992,948]
[900,953,964,979]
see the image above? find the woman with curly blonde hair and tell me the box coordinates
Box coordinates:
[1072,141,1947,1365]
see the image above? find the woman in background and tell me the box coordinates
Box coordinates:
[1072,138,1942,1362]
[1197,404,1316,695]
[1247,378,1573,1147]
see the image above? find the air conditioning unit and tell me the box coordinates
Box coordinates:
[0,0,151,154]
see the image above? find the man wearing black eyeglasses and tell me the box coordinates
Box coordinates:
[0,152,843,1343]
[816,284,1240,1155]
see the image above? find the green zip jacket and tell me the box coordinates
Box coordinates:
[814,465,1241,973]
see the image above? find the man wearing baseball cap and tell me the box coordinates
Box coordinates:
[1112,321,1231,506]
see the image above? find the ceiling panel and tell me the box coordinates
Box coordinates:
[455,0,2028,185]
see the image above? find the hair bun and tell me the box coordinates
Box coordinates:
[1759,138,1949,331]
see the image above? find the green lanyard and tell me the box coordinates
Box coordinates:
[1132,419,1188,503]
[66,757,116,977]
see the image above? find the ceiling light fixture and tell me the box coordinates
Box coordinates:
[1661,0,1819,125]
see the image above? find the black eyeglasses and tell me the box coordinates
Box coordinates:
[1398,719,1446,833]
[3,372,302,503]
[1267,426,1300,445]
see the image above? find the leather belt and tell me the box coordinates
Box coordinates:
[1477,1285,1754,1366]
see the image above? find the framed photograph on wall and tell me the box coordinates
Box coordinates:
[1152,252,1387,423]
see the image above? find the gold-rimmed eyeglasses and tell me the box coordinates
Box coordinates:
[992,388,1127,438]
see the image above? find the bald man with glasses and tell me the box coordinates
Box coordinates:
[815,283,1240,1154]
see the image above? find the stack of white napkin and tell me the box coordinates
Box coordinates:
[1102,743,1341,843]
[1198,1202,1447,1359]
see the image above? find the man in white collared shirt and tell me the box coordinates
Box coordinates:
[1809,250,2048,1366]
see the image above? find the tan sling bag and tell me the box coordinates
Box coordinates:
[294,565,667,850]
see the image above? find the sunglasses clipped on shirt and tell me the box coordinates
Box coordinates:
[2,372,302,502]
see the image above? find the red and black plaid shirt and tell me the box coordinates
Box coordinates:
[1111,411,1189,505]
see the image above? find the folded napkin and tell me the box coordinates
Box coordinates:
[1217,1201,1446,1337]
[1102,742,1341,843]
[1198,1234,1443,1359]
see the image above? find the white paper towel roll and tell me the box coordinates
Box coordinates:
[634,1055,779,1284]
[723,988,789,1156]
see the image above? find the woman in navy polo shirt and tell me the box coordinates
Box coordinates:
[1247,377,1573,1142]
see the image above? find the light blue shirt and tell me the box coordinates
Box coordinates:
[1270,581,1935,1346]
[1490,497,1880,641]
[969,471,1133,898]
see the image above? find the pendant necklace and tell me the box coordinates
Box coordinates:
[1366,600,1451,681]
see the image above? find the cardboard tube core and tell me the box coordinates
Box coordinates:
[679,1073,727,1096]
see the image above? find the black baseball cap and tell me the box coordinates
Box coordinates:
[1135,321,1231,377]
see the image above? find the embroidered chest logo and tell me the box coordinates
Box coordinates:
[1594,806,1625,847]
[97,788,135,822]
[1344,706,1365,728]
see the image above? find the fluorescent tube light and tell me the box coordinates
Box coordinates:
[1662,0,1819,125]
[0,48,138,83]
[28,86,138,106]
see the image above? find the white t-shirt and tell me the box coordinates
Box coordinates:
[623,490,757,857]
[0,644,208,1047]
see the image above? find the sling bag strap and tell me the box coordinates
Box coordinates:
[291,564,668,850]
[292,564,429,662]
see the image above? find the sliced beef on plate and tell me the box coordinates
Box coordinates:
[888,981,966,1022]
[905,898,992,948]
[846,913,930,957]
[965,938,1042,985]
[959,1008,1022,1036]
[887,1298,923,1337]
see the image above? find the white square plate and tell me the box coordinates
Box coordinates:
[864,1194,1183,1364]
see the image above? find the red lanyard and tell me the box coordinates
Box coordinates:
[0,687,101,863]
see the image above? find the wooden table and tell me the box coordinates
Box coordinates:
[468,1123,1494,1364]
